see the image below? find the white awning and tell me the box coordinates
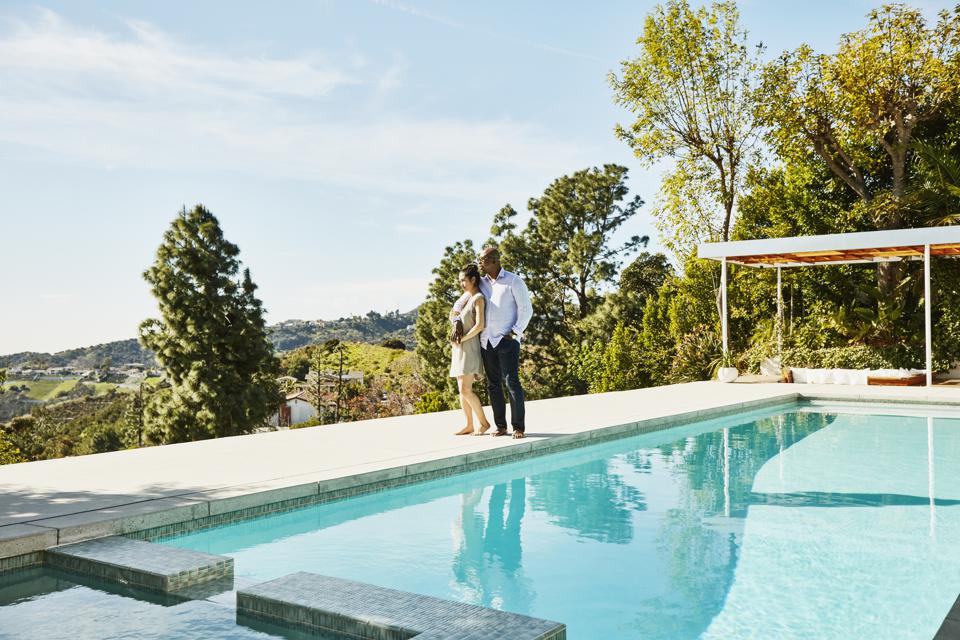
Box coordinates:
[698,226,960,268]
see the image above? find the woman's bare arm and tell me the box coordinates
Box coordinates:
[459,297,486,342]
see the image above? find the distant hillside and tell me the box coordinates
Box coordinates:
[269,309,417,351]
[0,339,155,370]
[0,308,419,369]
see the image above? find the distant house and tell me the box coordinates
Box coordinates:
[269,390,319,428]
[306,370,364,388]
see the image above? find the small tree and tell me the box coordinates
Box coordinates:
[0,368,6,393]
[123,382,146,447]
[320,340,349,423]
[139,205,280,443]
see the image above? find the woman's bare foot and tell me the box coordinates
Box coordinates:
[512,431,525,439]
[474,422,492,436]
[455,425,475,436]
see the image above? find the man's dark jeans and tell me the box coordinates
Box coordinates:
[481,337,525,433]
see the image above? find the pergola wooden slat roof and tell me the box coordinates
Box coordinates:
[698,226,960,268]
[697,226,960,387]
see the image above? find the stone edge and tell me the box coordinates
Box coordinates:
[126,393,799,543]
[235,572,566,640]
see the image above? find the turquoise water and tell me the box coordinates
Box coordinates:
[0,566,318,639]
[163,404,960,639]
[2,403,958,638]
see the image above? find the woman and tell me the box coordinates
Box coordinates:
[449,264,492,436]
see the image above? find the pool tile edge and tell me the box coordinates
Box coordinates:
[236,571,566,640]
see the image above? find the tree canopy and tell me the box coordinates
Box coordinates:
[611,0,761,253]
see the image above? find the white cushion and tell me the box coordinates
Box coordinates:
[760,357,781,377]
[809,369,830,384]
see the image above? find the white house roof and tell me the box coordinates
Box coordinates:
[698,226,960,268]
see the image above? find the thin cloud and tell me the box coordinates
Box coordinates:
[0,11,582,202]
[369,0,602,62]
[0,9,354,101]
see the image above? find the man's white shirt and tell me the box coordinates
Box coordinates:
[478,269,532,349]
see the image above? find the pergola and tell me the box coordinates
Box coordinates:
[698,226,960,387]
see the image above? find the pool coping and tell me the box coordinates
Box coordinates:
[2,383,960,572]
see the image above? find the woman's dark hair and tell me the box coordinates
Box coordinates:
[459,264,481,288]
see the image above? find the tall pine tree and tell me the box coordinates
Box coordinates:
[139,205,280,443]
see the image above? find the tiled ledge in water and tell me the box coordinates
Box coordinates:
[237,572,566,640]
[45,536,233,593]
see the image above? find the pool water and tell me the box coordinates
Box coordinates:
[0,566,321,639]
[2,403,958,638]
[165,404,960,639]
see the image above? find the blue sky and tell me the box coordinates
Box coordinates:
[0,0,952,354]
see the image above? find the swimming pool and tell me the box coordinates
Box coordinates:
[1,402,957,638]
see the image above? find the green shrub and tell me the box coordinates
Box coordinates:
[0,433,25,465]
[669,325,721,383]
[414,390,451,414]
[78,423,124,455]
[290,416,322,429]
[782,344,919,370]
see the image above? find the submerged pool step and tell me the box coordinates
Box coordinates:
[45,536,233,593]
[237,572,566,640]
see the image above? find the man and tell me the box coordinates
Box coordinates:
[475,246,532,439]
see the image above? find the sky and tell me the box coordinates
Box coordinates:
[0,0,953,354]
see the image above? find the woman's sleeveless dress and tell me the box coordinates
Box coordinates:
[449,292,484,377]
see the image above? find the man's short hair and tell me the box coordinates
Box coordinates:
[479,246,500,260]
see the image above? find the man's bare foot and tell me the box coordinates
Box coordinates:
[475,422,492,436]
[512,431,525,439]
[492,429,510,437]
[455,426,475,436]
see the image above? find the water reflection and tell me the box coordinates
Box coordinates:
[527,458,648,544]
[451,478,533,611]
[447,411,839,636]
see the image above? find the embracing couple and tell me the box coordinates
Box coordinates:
[449,247,533,440]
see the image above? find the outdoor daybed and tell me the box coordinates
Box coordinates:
[789,367,927,386]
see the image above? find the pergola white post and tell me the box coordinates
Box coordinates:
[776,266,783,364]
[721,256,728,354]
[925,244,932,387]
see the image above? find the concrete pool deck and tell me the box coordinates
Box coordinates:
[2,381,959,564]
